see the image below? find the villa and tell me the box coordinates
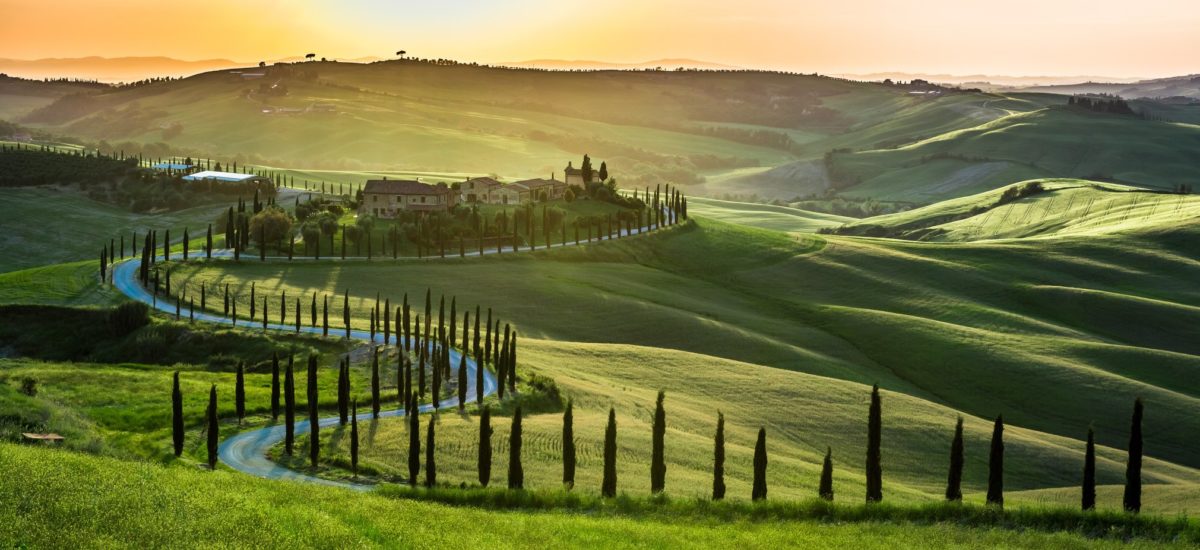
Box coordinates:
[361,179,457,217]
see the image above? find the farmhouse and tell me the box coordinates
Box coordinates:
[182,170,268,184]
[461,177,502,203]
[462,176,569,204]
[564,162,587,187]
[361,179,457,218]
[509,177,568,202]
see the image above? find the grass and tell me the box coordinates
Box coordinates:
[0,259,119,306]
[0,186,231,273]
[157,216,1200,510]
[684,196,853,232]
[1,443,1192,548]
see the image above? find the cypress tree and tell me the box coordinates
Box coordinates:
[323,295,329,336]
[172,371,184,457]
[295,298,301,333]
[350,399,359,478]
[865,384,883,503]
[457,352,467,410]
[508,405,524,489]
[285,356,295,455]
[508,331,518,392]
[235,361,246,425]
[819,446,835,501]
[371,347,381,417]
[270,353,281,420]
[651,390,666,494]
[752,427,768,501]
[563,400,576,489]
[1124,398,1144,513]
[484,308,492,364]
[311,293,317,326]
[408,396,420,486]
[337,359,348,425]
[473,305,481,356]
[602,407,618,498]
[206,384,218,469]
[475,346,484,404]
[986,415,1004,507]
[946,416,964,502]
[1083,426,1097,511]
[712,412,725,500]
[425,412,437,487]
[308,355,319,468]
[343,290,350,339]
[449,297,457,347]
[478,405,492,487]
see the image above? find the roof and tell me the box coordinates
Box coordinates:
[182,171,260,183]
[510,178,565,190]
[564,166,584,176]
[151,162,192,170]
[363,179,450,195]
[464,177,502,189]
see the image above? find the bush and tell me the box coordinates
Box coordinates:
[19,377,37,397]
[108,302,150,336]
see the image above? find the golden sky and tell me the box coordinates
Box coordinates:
[2,0,1197,77]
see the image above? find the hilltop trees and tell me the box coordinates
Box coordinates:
[1125,398,1144,513]
[946,416,964,502]
[866,384,883,503]
[987,415,1004,507]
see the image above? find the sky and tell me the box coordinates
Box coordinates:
[2,0,1198,77]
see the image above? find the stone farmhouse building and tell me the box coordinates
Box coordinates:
[360,179,457,218]
[460,176,568,205]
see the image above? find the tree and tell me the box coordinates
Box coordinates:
[946,416,964,502]
[285,356,295,455]
[270,353,280,420]
[651,390,666,494]
[306,53,316,61]
[172,371,184,457]
[206,384,218,469]
[350,400,359,478]
[249,207,292,253]
[712,412,725,500]
[581,154,593,184]
[598,161,608,182]
[986,415,1004,507]
[563,400,576,489]
[408,397,420,486]
[235,361,246,425]
[478,405,492,487]
[1083,426,1097,511]
[371,348,381,417]
[865,384,883,503]
[337,358,349,424]
[819,447,834,501]
[308,355,320,468]
[752,427,767,501]
[509,406,524,489]
[602,407,618,497]
[1124,398,1144,513]
[425,413,437,487]
[457,352,467,410]
[206,224,213,258]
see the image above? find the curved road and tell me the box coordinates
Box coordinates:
[111,207,676,490]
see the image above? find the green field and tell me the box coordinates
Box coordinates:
[683,196,853,232]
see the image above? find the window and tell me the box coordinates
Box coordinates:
[373,195,378,202]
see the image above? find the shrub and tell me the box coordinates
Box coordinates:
[108,302,149,336]
[19,377,37,397]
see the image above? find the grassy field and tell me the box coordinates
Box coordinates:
[0,186,232,273]
[160,215,1200,502]
[831,179,1200,241]
[7,444,1189,549]
[684,196,853,232]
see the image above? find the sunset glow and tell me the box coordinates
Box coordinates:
[2,0,1198,76]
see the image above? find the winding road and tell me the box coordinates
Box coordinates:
[111,206,677,490]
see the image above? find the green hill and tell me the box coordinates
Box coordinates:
[830,179,1200,241]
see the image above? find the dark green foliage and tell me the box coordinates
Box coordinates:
[987,415,1005,507]
[425,413,437,488]
[1083,427,1097,511]
[602,407,617,498]
[108,301,149,336]
[508,406,524,490]
[820,447,834,501]
[1124,398,1144,513]
[350,400,359,478]
[712,412,725,501]
[478,406,492,487]
[651,390,666,494]
[946,416,964,502]
[270,353,280,420]
[457,352,467,410]
[752,427,768,501]
[284,356,295,455]
[865,384,883,503]
[408,397,420,486]
[307,355,319,469]
[563,400,576,489]
[337,358,349,425]
[205,384,218,469]
[234,361,245,424]
[371,348,381,418]
[171,371,183,457]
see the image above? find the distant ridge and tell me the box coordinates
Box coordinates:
[0,55,388,83]
[834,72,1148,87]
[497,58,740,71]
